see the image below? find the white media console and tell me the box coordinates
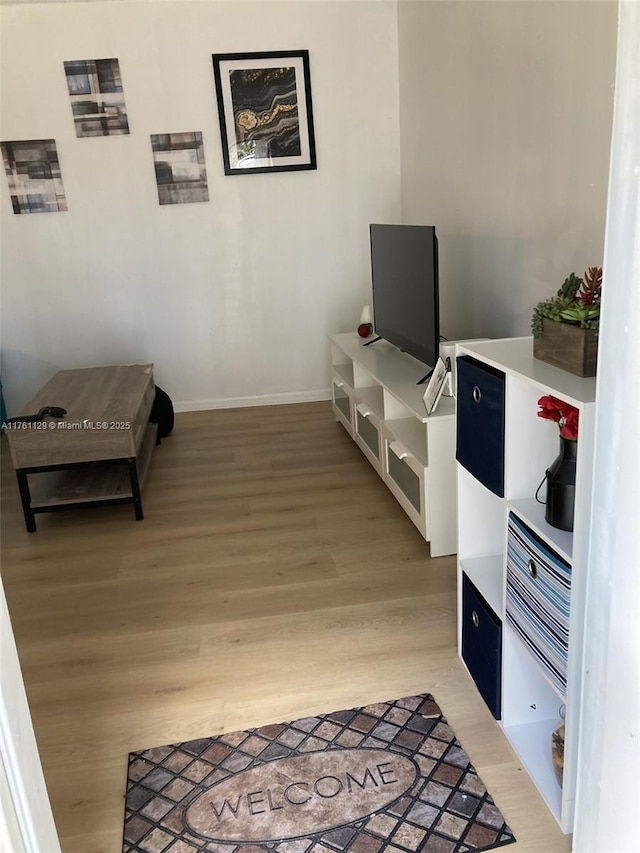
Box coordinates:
[329,333,456,557]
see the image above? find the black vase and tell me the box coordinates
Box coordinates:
[544,437,577,531]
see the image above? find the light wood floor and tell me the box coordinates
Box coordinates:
[0,403,571,853]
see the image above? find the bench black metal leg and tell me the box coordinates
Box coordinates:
[16,469,36,532]
[127,458,144,520]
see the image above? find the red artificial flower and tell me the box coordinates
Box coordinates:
[537,395,579,439]
[560,407,579,440]
[537,395,570,423]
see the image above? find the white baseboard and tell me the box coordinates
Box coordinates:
[174,388,332,413]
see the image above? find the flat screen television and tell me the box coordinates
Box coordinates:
[369,224,440,376]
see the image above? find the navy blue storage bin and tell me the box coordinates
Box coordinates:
[456,355,506,497]
[462,573,502,719]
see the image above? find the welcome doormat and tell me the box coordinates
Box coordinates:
[122,694,515,853]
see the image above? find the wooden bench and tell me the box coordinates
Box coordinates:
[6,364,157,532]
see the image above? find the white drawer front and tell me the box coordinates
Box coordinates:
[383,434,427,537]
[331,376,353,436]
[354,403,382,475]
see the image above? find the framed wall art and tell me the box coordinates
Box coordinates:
[212,50,316,175]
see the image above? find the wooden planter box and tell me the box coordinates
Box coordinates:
[533,319,598,377]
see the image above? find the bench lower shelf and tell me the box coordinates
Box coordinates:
[17,423,157,529]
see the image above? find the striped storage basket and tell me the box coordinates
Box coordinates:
[506,512,571,695]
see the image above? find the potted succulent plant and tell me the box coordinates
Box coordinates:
[532,267,602,377]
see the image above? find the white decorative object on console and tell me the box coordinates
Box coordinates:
[330,333,457,557]
[455,336,596,834]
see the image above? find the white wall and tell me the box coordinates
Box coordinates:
[397,0,617,342]
[0,0,401,413]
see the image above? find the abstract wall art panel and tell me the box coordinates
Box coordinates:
[64,58,129,137]
[1,139,67,214]
[150,131,209,205]
[212,50,316,175]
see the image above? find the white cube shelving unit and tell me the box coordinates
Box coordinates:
[456,336,597,834]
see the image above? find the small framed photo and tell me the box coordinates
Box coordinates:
[422,357,449,416]
[212,50,316,176]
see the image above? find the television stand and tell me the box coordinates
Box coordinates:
[363,335,383,346]
[329,333,456,557]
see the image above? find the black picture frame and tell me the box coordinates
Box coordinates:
[212,50,316,176]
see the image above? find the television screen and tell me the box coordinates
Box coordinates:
[369,224,439,371]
